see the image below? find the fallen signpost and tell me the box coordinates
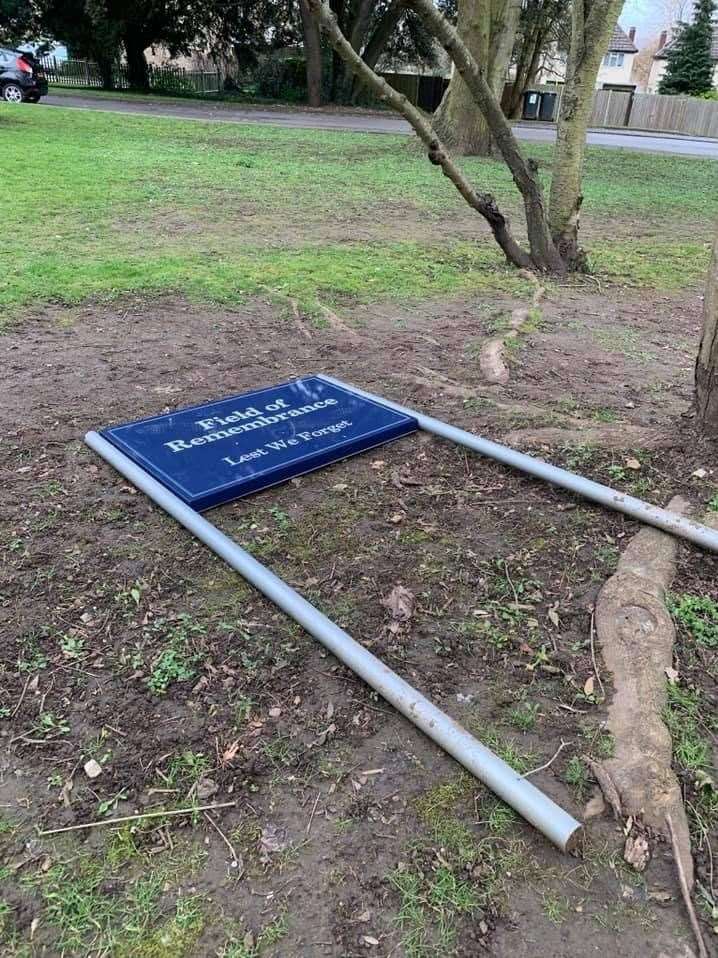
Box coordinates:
[86,373,718,851]
[86,375,583,853]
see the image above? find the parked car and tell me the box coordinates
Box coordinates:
[0,48,48,102]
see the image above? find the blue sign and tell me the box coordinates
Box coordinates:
[101,376,417,510]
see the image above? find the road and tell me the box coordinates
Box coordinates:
[43,93,718,159]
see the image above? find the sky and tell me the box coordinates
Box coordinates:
[618,1,692,47]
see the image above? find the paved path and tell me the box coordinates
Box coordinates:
[43,93,718,159]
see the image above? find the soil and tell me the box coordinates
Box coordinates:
[1,284,717,957]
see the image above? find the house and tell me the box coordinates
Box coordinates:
[647,24,718,93]
[536,24,638,91]
[595,25,639,91]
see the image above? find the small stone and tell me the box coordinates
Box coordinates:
[268,707,281,718]
[196,778,218,800]
[83,759,102,779]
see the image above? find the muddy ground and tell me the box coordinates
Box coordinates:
[1,283,717,957]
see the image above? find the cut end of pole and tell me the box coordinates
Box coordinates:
[564,824,585,856]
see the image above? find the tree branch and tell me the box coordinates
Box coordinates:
[307,0,534,268]
[404,0,565,273]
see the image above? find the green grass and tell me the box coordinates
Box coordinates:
[390,866,480,958]
[1,106,716,321]
[663,681,718,841]
[668,593,718,649]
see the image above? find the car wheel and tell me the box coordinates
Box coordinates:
[2,83,25,103]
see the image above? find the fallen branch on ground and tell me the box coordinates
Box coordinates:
[667,814,709,958]
[38,800,236,836]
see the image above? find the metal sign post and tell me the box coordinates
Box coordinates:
[87,375,717,854]
[85,428,583,853]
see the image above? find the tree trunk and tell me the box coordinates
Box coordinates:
[300,0,323,106]
[124,31,149,91]
[331,0,374,101]
[310,0,568,273]
[361,0,404,71]
[506,26,544,118]
[96,53,116,91]
[695,228,718,436]
[351,0,405,100]
[547,0,622,267]
[309,0,536,268]
[433,0,521,156]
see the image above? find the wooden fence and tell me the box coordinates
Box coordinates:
[379,73,449,113]
[590,88,718,137]
[40,56,221,95]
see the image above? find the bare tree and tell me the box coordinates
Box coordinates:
[308,0,621,273]
[504,0,570,120]
[548,1,623,265]
[432,0,522,155]
[696,227,718,435]
[299,0,323,105]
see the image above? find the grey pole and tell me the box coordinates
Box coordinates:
[85,430,583,853]
[318,375,718,554]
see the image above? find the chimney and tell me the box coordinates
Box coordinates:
[628,26,636,43]
[659,30,668,49]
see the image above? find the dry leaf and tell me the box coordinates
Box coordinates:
[692,467,708,479]
[547,604,560,628]
[196,778,218,800]
[259,824,288,864]
[315,723,337,747]
[382,585,414,623]
[268,707,281,718]
[664,666,679,685]
[583,675,595,697]
[624,833,650,872]
[362,936,379,946]
[625,458,641,471]
[370,460,386,470]
[222,740,241,765]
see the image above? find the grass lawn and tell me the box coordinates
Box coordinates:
[3,103,718,957]
[1,105,716,325]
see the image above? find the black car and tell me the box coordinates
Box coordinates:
[0,48,48,103]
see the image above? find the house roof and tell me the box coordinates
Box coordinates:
[655,22,718,60]
[608,25,638,53]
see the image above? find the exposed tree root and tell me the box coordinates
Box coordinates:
[594,495,695,888]
[317,303,362,342]
[289,299,313,340]
[479,270,544,385]
[502,424,675,450]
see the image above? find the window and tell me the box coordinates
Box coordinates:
[603,51,625,67]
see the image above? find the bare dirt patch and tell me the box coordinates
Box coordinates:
[1,286,717,956]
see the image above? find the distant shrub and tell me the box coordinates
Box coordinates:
[255,53,307,101]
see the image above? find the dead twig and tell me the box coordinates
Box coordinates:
[523,740,570,778]
[38,801,236,836]
[589,607,605,699]
[306,791,321,835]
[204,811,242,870]
[503,560,520,612]
[666,813,708,958]
[12,673,33,718]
